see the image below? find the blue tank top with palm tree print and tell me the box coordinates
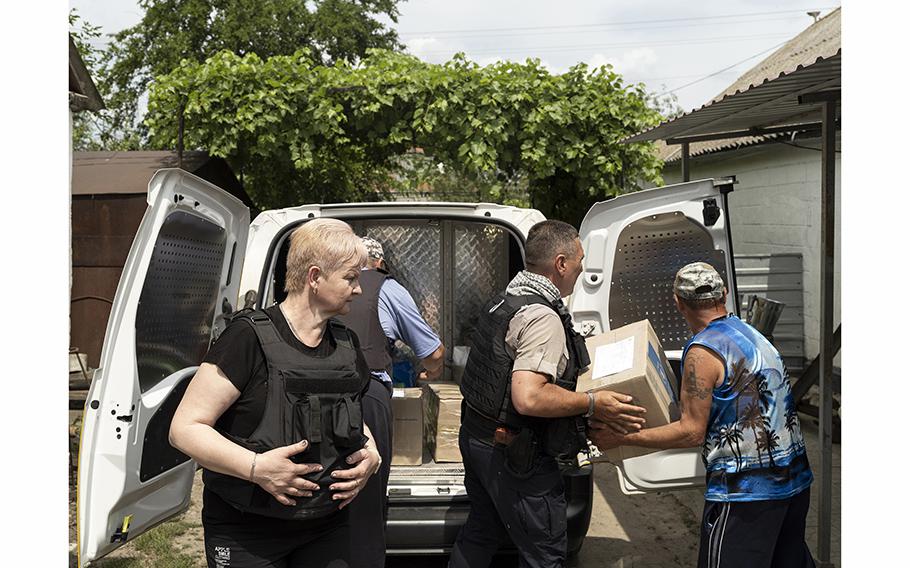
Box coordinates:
[683,315,813,502]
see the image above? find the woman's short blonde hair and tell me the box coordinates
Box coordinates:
[284,218,367,293]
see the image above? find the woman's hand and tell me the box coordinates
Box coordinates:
[251,439,324,506]
[329,444,382,510]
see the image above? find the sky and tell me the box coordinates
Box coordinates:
[70,0,841,113]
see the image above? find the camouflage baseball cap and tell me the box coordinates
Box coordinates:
[361,236,384,260]
[673,262,726,300]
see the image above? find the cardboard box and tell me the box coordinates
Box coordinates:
[391,387,424,465]
[576,319,680,462]
[424,382,463,463]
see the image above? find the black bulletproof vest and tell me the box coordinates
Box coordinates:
[204,310,369,520]
[337,269,392,373]
[460,292,591,457]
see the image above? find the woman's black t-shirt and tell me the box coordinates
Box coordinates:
[200,303,372,525]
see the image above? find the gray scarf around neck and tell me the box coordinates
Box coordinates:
[505,270,562,304]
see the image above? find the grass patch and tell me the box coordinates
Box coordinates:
[92,559,142,568]
[94,517,201,568]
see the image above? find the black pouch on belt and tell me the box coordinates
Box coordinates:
[503,427,539,479]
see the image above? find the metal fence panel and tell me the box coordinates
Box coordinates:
[734,253,805,372]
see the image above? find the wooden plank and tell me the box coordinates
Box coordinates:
[72,235,136,267]
[71,267,121,368]
[71,194,147,236]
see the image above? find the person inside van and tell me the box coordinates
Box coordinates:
[169,218,381,568]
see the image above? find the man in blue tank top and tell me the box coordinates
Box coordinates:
[588,262,815,568]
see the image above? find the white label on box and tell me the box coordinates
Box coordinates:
[592,336,635,379]
[392,388,405,398]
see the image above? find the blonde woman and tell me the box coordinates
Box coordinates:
[171,218,381,568]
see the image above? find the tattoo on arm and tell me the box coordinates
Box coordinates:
[683,350,713,401]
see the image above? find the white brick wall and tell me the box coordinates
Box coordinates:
[658,139,841,367]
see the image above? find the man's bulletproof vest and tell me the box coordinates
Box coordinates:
[204,310,370,520]
[337,269,393,373]
[460,292,591,458]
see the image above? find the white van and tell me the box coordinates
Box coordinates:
[76,170,738,565]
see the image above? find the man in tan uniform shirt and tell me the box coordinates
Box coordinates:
[505,303,571,382]
[451,220,646,568]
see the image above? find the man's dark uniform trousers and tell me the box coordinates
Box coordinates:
[450,292,590,568]
[336,268,395,568]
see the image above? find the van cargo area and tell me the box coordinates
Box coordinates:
[270,217,526,370]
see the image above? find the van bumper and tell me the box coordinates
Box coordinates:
[385,463,594,556]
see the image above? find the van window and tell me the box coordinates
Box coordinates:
[269,218,524,378]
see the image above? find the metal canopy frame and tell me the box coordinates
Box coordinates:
[622,54,840,568]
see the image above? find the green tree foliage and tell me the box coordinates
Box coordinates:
[99,0,402,148]
[146,49,664,225]
[646,87,686,120]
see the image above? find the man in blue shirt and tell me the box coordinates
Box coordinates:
[339,236,444,568]
[588,262,814,568]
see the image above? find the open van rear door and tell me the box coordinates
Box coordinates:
[77,169,249,565]
[570,178,738,493]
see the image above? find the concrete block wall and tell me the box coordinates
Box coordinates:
[658,139,841,367]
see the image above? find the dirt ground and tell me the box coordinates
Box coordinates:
[70,420,839,567]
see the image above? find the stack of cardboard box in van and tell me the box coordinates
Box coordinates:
[424,383,463,463]
[391,388,424,465]
[390,382,464,465]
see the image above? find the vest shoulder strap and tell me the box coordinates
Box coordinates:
[491,292,552,318]
[238,309,283,346]
[231,309,289,365]
[327,319,355,351]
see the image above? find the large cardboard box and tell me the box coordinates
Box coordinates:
[391,387,424,465]
[425,382,463,463]
[576,319,680,461]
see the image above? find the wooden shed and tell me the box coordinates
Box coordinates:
[71,151,255,368]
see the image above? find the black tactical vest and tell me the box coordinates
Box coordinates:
[336,268,392,373]
[204,310,370,520]
[460,292,591,458]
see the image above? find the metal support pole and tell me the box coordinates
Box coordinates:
[816,98,836,568]
[177,100,185,170]
[681,142,690,182]
[816,97,837,568]
[798,89,838,568]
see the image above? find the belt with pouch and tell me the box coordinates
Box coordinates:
[462,403,518,447]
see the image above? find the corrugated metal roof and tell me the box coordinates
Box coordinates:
[72,151,213,195]
[628,8,840,150]
[655,133,782,163]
